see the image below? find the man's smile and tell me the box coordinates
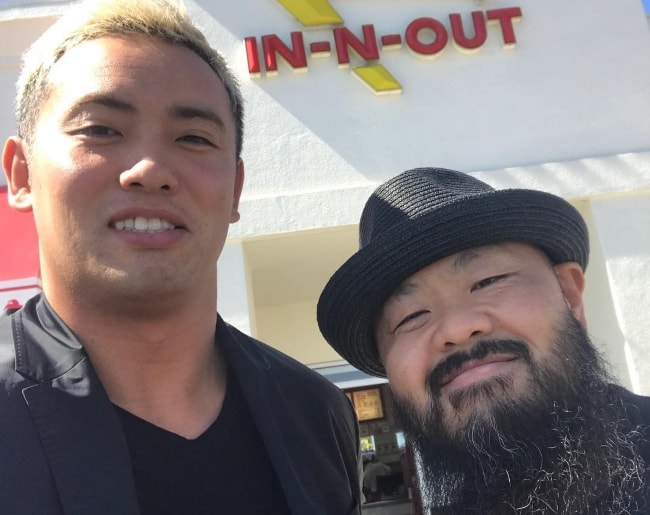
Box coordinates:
[113,216,176,232]
[440,354,519,392]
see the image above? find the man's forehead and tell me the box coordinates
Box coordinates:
[50,34,212,78]
[45,36,226,111]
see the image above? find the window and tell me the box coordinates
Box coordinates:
[360,435,375,453]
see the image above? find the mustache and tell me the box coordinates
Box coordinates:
[426,339,532,393]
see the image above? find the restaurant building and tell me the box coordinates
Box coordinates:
[1,1,649,512]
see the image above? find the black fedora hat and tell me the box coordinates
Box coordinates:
[317,167,589,377]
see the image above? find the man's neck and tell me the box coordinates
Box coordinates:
[46,289,227,439]
[103,346,228,440]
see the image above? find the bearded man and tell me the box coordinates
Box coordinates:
[318,167,650,514]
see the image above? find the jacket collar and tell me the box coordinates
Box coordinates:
[217,319,359,515]
[11,294,139,515]
[11,298,355,515]
[13,294,86,382]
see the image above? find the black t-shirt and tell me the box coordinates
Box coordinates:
[115,372,292,515]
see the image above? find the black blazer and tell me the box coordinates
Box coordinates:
[0,295,361,515]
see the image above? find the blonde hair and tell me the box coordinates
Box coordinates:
[17,0,244,157]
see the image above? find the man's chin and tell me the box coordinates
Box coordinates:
[397,371,540,452]
[445,373,517,408]
[439,373,524,430]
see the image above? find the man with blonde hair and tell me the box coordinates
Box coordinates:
[0,1,361,513]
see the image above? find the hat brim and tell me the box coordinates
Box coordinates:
[317,189,588,377]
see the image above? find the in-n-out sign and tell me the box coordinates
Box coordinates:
[245,7,522,94]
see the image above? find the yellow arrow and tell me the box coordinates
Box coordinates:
[352,65,402,95]
[276,0,343,27]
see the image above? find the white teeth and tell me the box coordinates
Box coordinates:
[134,217,148,231]
[114,217,175,232]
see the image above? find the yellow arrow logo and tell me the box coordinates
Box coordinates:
[276,0,343,26]
[275,0,402,94]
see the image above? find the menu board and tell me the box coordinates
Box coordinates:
[352,388,384,421]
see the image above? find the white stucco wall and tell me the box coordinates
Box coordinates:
[219,0,650,237]
[257,300,343,364]
[590,195,650,393]
[1,0,649,392]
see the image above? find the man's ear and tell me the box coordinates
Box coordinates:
[554,261,587,326]
[2,137,33,212]
[229,158,245,224]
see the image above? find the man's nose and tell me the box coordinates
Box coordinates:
[119,155,179,193]
[431,303,494,351]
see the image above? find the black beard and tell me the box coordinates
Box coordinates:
[390,312,649,514]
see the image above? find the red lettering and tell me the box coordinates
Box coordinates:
[405,17,448,57]
[487,7,522,48]
[333,24,379,66]
[244,37,261,75]
[450,11,487,51]
[381,34,402,48]
[261,32,307,73]
[247,6,524,80]
[310,41,331,54]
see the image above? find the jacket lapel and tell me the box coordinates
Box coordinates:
[15,296,140,515]
[218,318,352,515]
[23,361,139,515]
[217,320,307,509]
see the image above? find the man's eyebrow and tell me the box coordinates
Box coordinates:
[64,94,136,118]
[451,248,488,271]
[384,281,420,307]
[169,105,226,130]
[63,96,227,131]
